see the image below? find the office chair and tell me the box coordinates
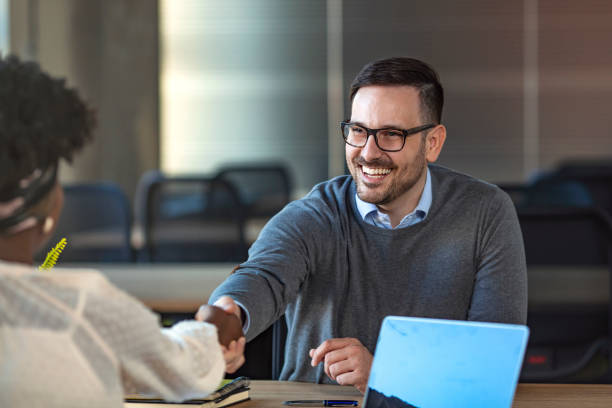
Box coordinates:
[525,177,593,208]
[554,160,612,215]
[137,171,248,262]
[497,179,593,209]
[519,207,612,382]
[497,183,530,207]
[214,164,292,219]
[35,182,133,262]
[271,316,288,380]
[223,316,287,380]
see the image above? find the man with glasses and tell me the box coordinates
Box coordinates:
[201,57,527,392]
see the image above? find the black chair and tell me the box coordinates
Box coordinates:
[519,207,612,382]
[554,160,612,215]
[525,177,593,208]
[497,183,530,207]
[214,164,292,219]
[225,316,287,380]
[36,182,133,262]
[271,316,288,380]
[137,170,248,262]
[497,179,593,209]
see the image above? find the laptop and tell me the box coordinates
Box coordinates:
[363,316,529,408]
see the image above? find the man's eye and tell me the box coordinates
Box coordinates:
[380,130,403,138]
[351,126,365,134]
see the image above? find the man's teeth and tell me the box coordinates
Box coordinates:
[362,166,391,175]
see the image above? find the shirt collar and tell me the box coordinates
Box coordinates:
[355,167,432,222]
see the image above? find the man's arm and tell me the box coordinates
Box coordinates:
[468,190,528,324]
[201,201,324,341]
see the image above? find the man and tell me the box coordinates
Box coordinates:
[201,57,527,393]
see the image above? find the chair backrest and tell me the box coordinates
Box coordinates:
[518,207,612,382]
[498,179,594,209]
[214,164,292,218]
[554,160,612,214]
[139,171,248,262]
[525,178,593,208]
[35,182,133,262]
[223,316,287,380]
[497,183,530,207]
[271,316,288,380]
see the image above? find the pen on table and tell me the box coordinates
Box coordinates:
[283,400,358,407]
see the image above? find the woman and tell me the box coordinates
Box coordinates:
[0,55,245,407]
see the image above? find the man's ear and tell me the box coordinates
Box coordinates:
[425,124,447,163]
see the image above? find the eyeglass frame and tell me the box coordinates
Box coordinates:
[340,121,437,152]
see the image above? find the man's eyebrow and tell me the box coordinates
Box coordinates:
[348,120,406,129]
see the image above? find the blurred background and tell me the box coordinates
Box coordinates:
[3,0,612,383]
[4,0,611,198]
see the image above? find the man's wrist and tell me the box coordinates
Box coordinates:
[233,300,251,335]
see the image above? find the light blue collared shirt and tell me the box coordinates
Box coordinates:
[355,167,432,229]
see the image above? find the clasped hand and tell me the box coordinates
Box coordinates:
[196,297,245,373]
[309,337,373,393]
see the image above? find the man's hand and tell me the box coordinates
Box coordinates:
[309,338,373,394]
[213,296,243,323]
[195,304,242,347]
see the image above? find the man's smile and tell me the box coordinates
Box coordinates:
[360,165,392,184]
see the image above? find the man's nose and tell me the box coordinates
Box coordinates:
[360,133,383,160]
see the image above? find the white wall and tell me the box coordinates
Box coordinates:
[160,0,329,193]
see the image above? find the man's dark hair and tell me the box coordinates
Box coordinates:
[0,55,95,194]
[349,57,444,124]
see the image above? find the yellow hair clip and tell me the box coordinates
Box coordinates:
[39,238,68,271]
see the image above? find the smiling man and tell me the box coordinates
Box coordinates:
[202,57,527,393]
[344,84,441,229]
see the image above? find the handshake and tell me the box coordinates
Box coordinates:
[196,296,246,373]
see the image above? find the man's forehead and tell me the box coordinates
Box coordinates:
[351,85,422,123]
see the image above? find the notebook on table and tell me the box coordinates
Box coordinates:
[125,376,249,408]
[363,316,529,408]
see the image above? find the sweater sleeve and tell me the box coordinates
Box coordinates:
[81,273,225,401]
[209,199,324,341]
[468,189,528,324]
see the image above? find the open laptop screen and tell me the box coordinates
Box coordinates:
[363,316,529,408]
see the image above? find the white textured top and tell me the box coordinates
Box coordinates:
[0,261,225,408]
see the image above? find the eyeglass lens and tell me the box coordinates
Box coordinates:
[343,124,405,151]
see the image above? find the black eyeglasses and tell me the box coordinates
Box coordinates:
[341,121,436,152]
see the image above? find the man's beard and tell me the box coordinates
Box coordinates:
[353,138,427,206]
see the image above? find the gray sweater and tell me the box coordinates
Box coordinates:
[209,164,527,383]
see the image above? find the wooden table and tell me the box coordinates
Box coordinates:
[241,381,361,407]
[513,383,612,407]
[124,381,612,408]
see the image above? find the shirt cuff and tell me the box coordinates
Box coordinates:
[233,299,251,335]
